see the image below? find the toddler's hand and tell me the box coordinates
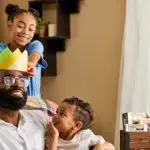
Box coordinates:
[47,122,59,138]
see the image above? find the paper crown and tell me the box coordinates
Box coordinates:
[0,47,28,72]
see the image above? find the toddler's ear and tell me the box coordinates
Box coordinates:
[74,121,83,131]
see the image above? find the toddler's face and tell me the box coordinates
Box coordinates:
[8,13,36,47]
[52,102,76,133]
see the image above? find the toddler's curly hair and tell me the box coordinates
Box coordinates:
[63,97,94,130]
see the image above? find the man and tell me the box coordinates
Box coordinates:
[0,48,114,150]
[0,48,51,150]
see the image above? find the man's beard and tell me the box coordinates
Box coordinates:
[0,85,27,111]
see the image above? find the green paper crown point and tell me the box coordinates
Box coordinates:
[0,47,28,72]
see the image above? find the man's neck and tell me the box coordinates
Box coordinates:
[0,109,20,127]
[8,42,25,52]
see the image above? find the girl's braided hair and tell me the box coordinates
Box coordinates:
[5,4,39,22]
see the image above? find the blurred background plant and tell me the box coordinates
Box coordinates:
[35,18,48,37]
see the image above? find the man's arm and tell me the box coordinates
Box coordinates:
[93,142,115,150]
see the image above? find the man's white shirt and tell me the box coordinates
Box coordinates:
[0,110,51,150]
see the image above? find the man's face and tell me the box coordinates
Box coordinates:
[0,70,27,111]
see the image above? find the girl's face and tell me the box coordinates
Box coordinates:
[8,13,36,47]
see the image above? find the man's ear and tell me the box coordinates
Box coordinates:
[73,121,83,131]
[7,21,13,31]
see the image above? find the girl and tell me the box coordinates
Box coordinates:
[0,3,47,98]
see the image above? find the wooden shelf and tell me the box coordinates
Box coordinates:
[38,35,69,40]
[42,50,57,76]
[28,0,80,76]
[29,0,56,4]
[33,35,66,51]
[42,0,56,4]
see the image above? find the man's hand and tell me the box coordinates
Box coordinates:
[93,142,115,150]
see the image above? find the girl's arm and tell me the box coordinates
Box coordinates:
[28,52,41,66]
[27,40,47,76]
[27,52,40,76]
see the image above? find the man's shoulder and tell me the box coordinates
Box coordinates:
[21,109,46,118]
[20,110,52,123]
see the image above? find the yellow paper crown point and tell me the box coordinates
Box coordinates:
[0,47,28,72]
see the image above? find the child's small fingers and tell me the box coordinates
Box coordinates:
[48,122,53,125]
[47,122,51,128]
[47,122,54,128]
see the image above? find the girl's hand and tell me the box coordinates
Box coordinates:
[27,62,36,76]
[47,122,59,138]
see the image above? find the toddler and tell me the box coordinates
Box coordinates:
[47,97,114,150]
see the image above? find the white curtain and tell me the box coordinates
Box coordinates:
[115,0,150,149]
